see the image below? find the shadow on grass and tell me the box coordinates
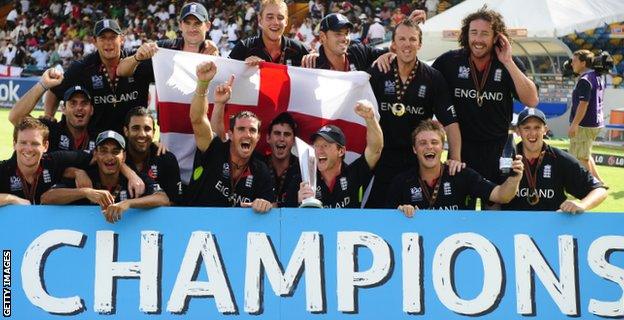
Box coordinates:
[610,191,624,200]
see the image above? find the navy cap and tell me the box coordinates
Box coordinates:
[517,108,547,125]
[96,130,126,149]
[311,125,346,146]
[63,85,92,102]
[180,2,209,22]
[320,13,354,32]
[94,19,122,36]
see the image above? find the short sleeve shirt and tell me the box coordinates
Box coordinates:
[229,34,309,67]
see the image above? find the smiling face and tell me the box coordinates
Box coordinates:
[391,24,421,65]
[95,31,123,63]
[124,115,154,154]
[468,19,495,60]
[321,28,350,56]
[14,128,48,170]
[229,117,260,160]
[259,3,288,43]
[413,130,444,170]
[517,118,547,158]
[313,136,344,173]
[63,93,93,130]
[95,140,125,176]
[266,123,294,160]
[179,15,209,46]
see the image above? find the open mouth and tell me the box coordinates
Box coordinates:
[241,142,251,151]
[275,143,286,151]
[318,156,327,164]
[104,161,117,170]
[424,152,436,160]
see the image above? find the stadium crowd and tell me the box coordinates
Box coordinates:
[0,1,608,222]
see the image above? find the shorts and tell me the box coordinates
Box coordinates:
[569,126,601,160]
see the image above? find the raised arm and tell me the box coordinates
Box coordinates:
[496,34,539,107]
[117,42,158,77]
[190,61,217,152]
[10,68,63,125]
[210,74,235,141]
[355,100,383,169]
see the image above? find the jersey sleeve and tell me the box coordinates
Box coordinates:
[385,174,406,208]
[228,41,249,61]
[509,56,527,100]
[431,70,457,126]
[363,44,388,68]
[256,168,276,203]
[284,175,303,207]
[349,155,374,189]
[560,151,603,199]
[463,168,497,200]
[158,152,183,203]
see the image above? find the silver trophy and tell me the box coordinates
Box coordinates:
[295,138,323,208]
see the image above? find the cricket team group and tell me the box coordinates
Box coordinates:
[0,1,608,222]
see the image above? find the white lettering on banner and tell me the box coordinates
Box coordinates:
[18,230,624,316]
[380,102,425,115]
[0,81,20,101]
[244,232,323,313]
[93,91,139,105]
[515,235,578,316]
[454,88,504,102]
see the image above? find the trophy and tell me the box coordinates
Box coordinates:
[295,138,323,208]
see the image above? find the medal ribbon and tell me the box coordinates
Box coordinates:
[522,151,545,205]
[16,165,43,204]
[394,62,418,103]
[469,58,492,106]
[418,164,445,209]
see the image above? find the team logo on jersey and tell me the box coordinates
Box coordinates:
[443,182,452,195]
[349,64,357,71]
[384,80,396,95]
[543,165,551,179]
[286,59,292,66]
[339,177,348,191]
[447,105,457,118]
[119,190,128,201]
[222,163,230,178]
[59,135,70,150]
[91,75,104,89]
[410,186,423,202]
[494,69,502,82]
[245,175,254,188]
[418,85,427,98]
[128,76,134,83]
[10,176,22,191]
[149,165,159,179]
[88,141,96,151]
[458,66,470,79]
[42,169,51,184]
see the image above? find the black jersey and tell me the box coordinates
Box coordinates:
[386,165,496,210]
[264,154,300,208]
[432,49,526,141]
[368,60,457,153]
[285,155,373,208]
[51,50,152,134]
[316,42,387,71]
[229,34,309,67]
[125,143,182,204]
[52,165,163,205]
[40,118,97,153]
[186,137,275,207]
[0,151,92,204]
[502,143,604,211]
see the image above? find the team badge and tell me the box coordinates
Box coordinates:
[91,75,104,89]
[418,85,427,98]
[458,66,470,79]
[128,76,134,83]
[447,105,457,118]
[349,64,356,71]
[384,80,395,95]
[340,177,348,191]
[286,59,292,66]
[410,186,423,202]
[59,135,70,150]
[88,141,96,151]
[494,69,502,82]
[443,182,451,195]
[149,165,159,179]
[42,169,51,184]
[543,165,551,179]
[10,176,22,191]
[119,190,127,201]
[222,163,230,178]
[245,175,254,188]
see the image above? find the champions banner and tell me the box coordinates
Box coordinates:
[1,206,623,319]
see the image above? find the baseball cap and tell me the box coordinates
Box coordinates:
[320,13,354,32]
[94,19,122,36]
[63,85,92,102]
[359,13,367,20]
[311,125,346,147]
[96,130,126,149]
[517,108,546,125]
[179,2,209,22]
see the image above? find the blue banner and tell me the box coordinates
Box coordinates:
[1,206,623,319]
[0,77,41,108]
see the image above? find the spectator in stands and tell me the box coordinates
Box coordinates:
[286,100,383,208]
[503,108,607,213]
[568,49,605,184]
[367,17,385,45]
[41,130,170,223]
[388,120,523,217]
[0,117,92,206]
[185,61,275,212]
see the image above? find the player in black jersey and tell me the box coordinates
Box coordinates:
[388,120,523,217]
[502,108,607,213]
[185,61,275,212]
[366,20,462,208]
[229,0,308,67]
[431,7,538,188]
[44,19,153,135]
[123,107,183,204]
[264,112,300,207]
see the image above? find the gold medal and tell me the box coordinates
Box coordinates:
[527,192,540,205]
[469,58,492,108]
[392,103,406,116]
[476,94,484,107]
[393,62,418,116]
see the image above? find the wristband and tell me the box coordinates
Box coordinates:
[197,79,211,86]
[133,54,142,62]
[39,81,49,91]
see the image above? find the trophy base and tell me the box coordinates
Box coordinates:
[299,198,323,208]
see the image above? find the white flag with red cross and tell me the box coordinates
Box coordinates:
[153,48,378,183]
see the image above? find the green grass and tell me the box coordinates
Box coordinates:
[2,109,622,212]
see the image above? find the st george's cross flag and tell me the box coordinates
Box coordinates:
[153,48,378,183]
